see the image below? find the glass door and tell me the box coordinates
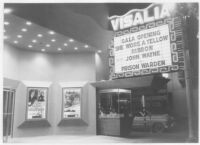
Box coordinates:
[3,88,15,142]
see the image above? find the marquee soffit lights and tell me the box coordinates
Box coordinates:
[46,44,50,47]
[14,40,18,44]
[69,39,74,42]
[21,28,27,32]
[32,39,37,43]
[4,15,97,53]
[26,21,32,25]
[4,21,10,25]
[49,31,55,35]
[17,35,22,38]
[51,39,56,42]
[37,34,43,37]
[4,8,13,14]
[57,48,62,51]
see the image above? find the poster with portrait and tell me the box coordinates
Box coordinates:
[26,87,48,120]
[62,88,81,119]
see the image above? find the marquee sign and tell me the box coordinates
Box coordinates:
[108,3,184,79]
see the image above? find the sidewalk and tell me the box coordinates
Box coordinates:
[5,119,197,143]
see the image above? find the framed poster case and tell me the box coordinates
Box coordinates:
[62,87,82,119]
[26,87,48,120]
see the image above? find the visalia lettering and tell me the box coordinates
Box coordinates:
[110,4,170,31]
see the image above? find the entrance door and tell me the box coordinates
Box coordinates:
[3,88,15,142]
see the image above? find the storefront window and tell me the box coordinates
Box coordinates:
[98,89,132,118]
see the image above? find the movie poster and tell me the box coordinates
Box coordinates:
[27,87,47,119]
[63,88,81,118]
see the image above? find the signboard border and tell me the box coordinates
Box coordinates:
[109,17,184,80]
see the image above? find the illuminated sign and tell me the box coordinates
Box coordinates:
[110,4,170,31]
[108,3,184,79]
[114,24,171,73]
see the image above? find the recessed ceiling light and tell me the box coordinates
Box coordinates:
[28,45,32,48]
[26,21,32,25]
[4,8,13,14]
[21,28,27,32]
[41,49,46,52]
[57,48,62,51]
[49,31,55,35]
[4,36,8,40]
[51,39,56,42]
[64,43,68,46]
[37,34,43,37]
[4,21,10,25]
[14,40,18,44]
[17,35,22,38]
[69,39,74,42]
[84,45,89,48]
[46,44,50,47]
[98,50,102,53]
[74,47,78,50]
[32,39,37,43]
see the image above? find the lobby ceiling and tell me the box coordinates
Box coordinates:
[4,3,150,53]
[4,14,96,53]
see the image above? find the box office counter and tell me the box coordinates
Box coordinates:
[97,89,133,137]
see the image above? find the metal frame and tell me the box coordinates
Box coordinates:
[61,87,82,120]
[25,87,48,121]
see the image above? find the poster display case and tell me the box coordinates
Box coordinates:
[17,81,52,128]
[26,87,48,120]
[62,87,81,119]
[58,81,87,126]
[97,89,132,137]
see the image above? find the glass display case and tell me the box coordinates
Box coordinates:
[98,89,132,118]
[97,89,132,137]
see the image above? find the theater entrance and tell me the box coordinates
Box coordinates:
[3,88,15,142]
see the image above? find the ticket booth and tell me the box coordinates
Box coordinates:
[93,74,170,136]
[97,89,132,137]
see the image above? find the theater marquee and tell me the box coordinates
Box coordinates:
[108,3,184,79]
